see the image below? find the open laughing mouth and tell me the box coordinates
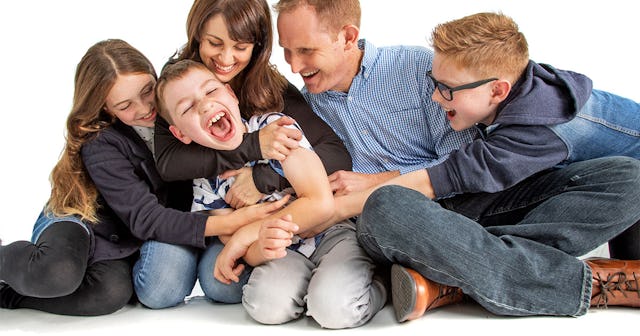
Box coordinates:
[214,62,235,74]
[446,109,456,119]
[207,111,236,141]
[301,69,319,78]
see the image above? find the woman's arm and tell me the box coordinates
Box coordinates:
[154,115,263,181]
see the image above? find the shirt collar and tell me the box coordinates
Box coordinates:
[358,39,377,80]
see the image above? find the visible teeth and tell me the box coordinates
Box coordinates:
[301,69,319,77]
[141,110,153,119]
[208,112,225,127]
[216,63,234,72]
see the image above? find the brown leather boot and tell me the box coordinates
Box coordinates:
[586,257,640,308]
[391,264,464,322]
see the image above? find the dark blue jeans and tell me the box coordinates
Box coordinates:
[357,156,640,317]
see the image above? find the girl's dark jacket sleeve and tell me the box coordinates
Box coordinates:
[154,82,352,193]
[81,121,208,263]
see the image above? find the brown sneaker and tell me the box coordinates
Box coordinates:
[586,257,640,308]
[391,264,464,322]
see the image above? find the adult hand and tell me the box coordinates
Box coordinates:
[329,170,399,196]
[221,167,263,208]
[258,116,302,161]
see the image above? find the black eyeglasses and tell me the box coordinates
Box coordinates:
[427,70,498,101]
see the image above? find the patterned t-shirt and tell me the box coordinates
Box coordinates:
[191,112,321,257]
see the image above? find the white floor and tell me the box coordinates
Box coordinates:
[2,245,636,336]
[1,287,636,336]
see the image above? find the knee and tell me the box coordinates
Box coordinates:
[133,243,197,309]
[134,271,194,309]
[360,185,421,232]
[243,294,300,325]
[243,280,302,325]
[32,256,86,298]
[198,271,245,304]
[306,274,370,329]
[133,263,196,309]
[197,242,245,303]
[306,292,359,329]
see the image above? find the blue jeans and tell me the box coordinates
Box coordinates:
[550,89,640,164]
[357,156,640,317]
[133,238,251,308]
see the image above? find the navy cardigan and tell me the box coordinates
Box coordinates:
[81,121,208,263]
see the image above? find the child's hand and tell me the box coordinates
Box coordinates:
[214,240,248,284]
[225,195,290,234]
[258,214,299,260]
[258,116,302,161]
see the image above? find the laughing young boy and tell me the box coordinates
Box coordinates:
[154,59,386,329]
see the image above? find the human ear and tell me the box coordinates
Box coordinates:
[490,80,511,103]
[341,25,360,50]
[169,125,192,144]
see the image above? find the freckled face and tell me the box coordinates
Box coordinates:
[430,54,497,131]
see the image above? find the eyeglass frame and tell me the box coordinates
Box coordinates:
[427,70,498,101]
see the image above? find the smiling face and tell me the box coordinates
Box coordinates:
[161,66,245,150]
[277,5,354,93]
[104,73,157,128]
[430,53,500,131]
[198,14,255,84]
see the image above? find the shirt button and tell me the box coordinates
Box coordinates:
[109,234,120,243]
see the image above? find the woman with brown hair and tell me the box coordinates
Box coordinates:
[155,0,351,206]
[0,39,286,315]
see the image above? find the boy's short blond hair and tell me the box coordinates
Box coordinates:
[155,59,212,125]
[431,12,529,83]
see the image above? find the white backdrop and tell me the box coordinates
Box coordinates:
[0,0,638,243]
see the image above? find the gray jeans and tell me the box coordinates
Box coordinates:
[242,221,386,329]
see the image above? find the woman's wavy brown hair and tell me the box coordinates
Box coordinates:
[176,0,287,118]
[46,39,156,222]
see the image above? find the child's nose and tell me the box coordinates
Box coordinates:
[197,99,214,115]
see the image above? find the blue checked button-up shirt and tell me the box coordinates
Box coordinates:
[303,39,475,174]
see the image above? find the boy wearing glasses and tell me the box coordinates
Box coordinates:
[343,11,640,323]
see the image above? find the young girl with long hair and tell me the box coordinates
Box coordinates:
[0,39,286,316]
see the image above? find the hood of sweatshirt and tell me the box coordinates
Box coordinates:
[493,61,593,127]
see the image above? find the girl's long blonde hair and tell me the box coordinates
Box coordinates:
[46,39,156,222]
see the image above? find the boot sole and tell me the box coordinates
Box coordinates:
[391,264,427,322]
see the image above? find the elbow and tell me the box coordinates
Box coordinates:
[154,157,179,182]
[315,196,335,224]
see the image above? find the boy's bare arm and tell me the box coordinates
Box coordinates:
[300,169,435,238]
